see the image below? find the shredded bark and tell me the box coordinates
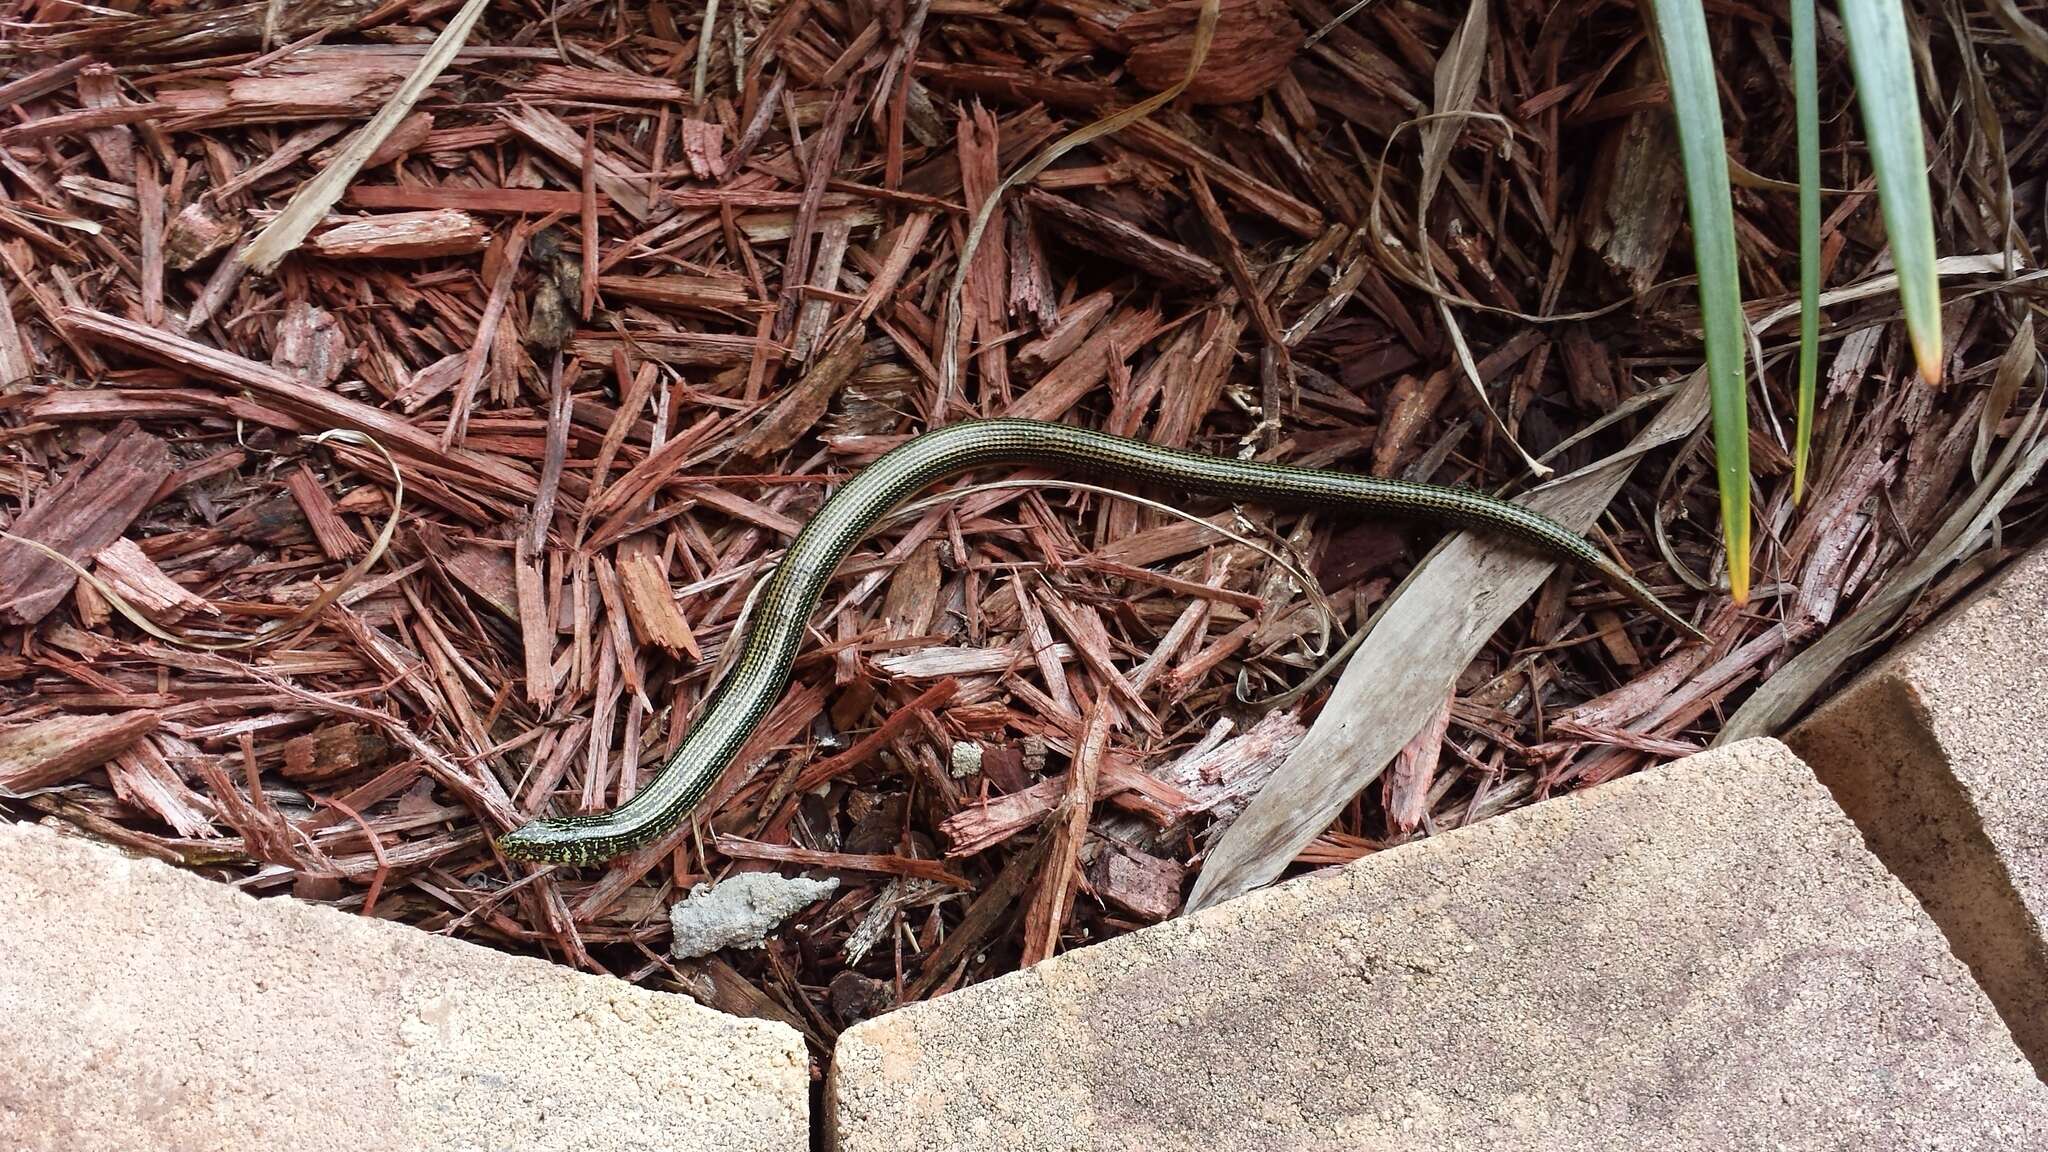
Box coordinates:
[0,0,2041,1067]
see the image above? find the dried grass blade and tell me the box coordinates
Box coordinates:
[1417,0,1487,212]
[1987,0,2048,63]
[1186,372,1710,911]
[1413,1,1548,478]
[1975,316,2036,479]
[1719,394,2048,742]
[1750,252,2034,334]
[238,0,492,274]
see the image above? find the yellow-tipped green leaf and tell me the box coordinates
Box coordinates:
[1647,0,1751,602]
[1840,0,1944,383]
[1792,0,1821,502]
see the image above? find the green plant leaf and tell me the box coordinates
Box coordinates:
[1646,0,1750,602]
[1792,0,1821,502]
[1840,0,1944,383]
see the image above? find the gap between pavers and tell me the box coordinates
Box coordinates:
[0,820,809,1152]
[827,738,2047,1151]
[1789,543,2048,1078]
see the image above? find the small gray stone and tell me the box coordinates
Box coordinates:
[670,871,839,959]
[948,740,982,778]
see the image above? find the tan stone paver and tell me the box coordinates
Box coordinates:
[0,820,809,1152]
[830,739,2046,1151]
[1790,543,2048,1073]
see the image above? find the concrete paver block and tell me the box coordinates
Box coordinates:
[1790,544,2048,1074]
[0,820,809,1152]
[829,739,2046,1151]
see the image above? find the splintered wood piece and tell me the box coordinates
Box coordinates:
[1005,306,1160,422]
[346,185,589,214]
[940,753,1192,857]
[310,210,489,259]
[366,110,434,167]
[155,72,405,128]
[715,835,971,887]
[1020,699,1112,965]
[311,112,435,171]
[791,217,855,362]
[108,736,217,838]
[734,325,865,459]
[0,422,171,626]
[915,63,1114,110]
[136,152,165,327]
[614,537,700,658]
[164,201,242,271]
[1371,330,1541,476]
[94,537,215,622]
[514,540,554,709]
[597,273,754,313]
[0,710,160,792]
[519,65,688,103]
[1035,591,1154,729]
[503,105,652,221]
[1124,0,1304,105]
[1123,118,1322,237]
[1016,290,1113,371]
[277,723,384,783]
[1023,188,1222,287]
[0,103,165,145]
[271,302,348,389]
[393,352,466,415]
[1150,709,1306,820]
[1385,694,1451,834]
[875,642,1073,678]
[0,57,91,107]
[956,103,1010,403]
[940,775,1066,856]
[880,541,944,638]
[854,212,934,323]
[678,119,727,179]
[283,464,367,559]
[444,222,531,448]
[444,541,519,620]
[1089,841,1185,921]
[0,260,31,387]
[778,679,961,807]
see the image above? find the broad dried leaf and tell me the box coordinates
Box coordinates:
[1188,373,1710,910]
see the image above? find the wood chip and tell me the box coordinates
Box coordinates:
[310,210,489,260]
[0,711,160,793]
[0,422,171,626]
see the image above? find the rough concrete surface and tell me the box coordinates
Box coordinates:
[830,739,2047,1151]
[0,820,809,1152]
[1790,544,2048,1076]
